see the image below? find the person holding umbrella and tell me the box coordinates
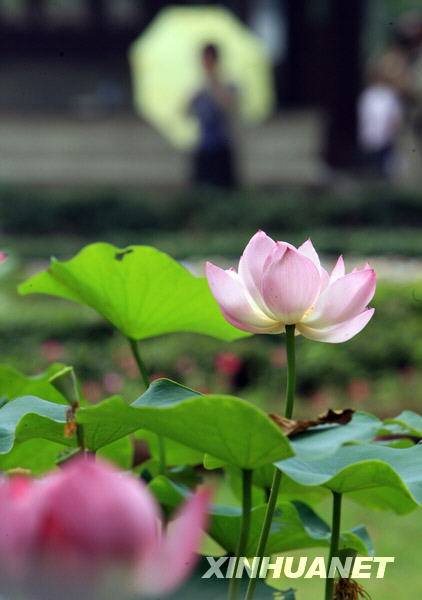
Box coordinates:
[188,43,238,189]
[129,6,275,186]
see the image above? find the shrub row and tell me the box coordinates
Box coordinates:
[0,185,421,236]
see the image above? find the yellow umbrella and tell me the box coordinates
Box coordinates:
[129,5,275,148]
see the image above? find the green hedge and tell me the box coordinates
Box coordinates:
[0,185,421,234]
[1,185,421,259]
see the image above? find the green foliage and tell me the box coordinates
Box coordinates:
[0,379,293,469]
[1,185,421,237]
[132,380,294,469]
[136,430,204,466]
[289,412,381,459]
[19,242,247,342]
[0,222,421,596]
[1,186,422,262]
[0,439,67,475]
[275,444,422,514]
[3,273,419,416]
[0,364,67,404]
[383,411,422,436]
[0,395,70,454]
[149,477,373,557]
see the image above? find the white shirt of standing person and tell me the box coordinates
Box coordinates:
[358,83,403,151]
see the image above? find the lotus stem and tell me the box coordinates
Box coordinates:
[128,338,150,390]
[325,491,343,600]
[243,324,296,600]
[228,469,253,600]
[127,337,167,475]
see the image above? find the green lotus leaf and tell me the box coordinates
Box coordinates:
[0,396,71,455]
[97,436,134,469]
[0,439,66,474]
[0,380,293,469]
[275,443,422,514]
[383,411,422,437]
[135,429,204,466]
[19,243,247,341]
[290,412,381,459]
[228,464,328,506]
[0,364,66,404]
[132,380,294,469]
[204,411,381,487]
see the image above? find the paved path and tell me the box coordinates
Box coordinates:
[0,111,324,187]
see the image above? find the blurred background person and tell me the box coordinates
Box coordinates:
[188,43,238,189]
[395,11,422,160]
[358,54,405,179]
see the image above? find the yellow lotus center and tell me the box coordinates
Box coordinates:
[302,305,315,320]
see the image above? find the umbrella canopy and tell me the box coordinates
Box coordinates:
[129,5,275,148]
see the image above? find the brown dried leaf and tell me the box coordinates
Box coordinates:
[64,420,78,438]
[64,406,78,439]
[269,409,355,438]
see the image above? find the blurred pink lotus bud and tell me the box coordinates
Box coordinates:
[102,371,123,393]
[150,372,170,381]
[0,252,7,263]
[206,231,376,343]
[41,339,65,362]
[175,354,196,375]
[348,378,370,402]
[270,346,287,368]
[82,380,103,402]
[0,458,210,600]
[215,352,243,376]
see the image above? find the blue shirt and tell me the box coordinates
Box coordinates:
[190,86,235,150]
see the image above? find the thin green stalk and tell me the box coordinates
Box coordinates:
[128,337,150,390]
[76,423,86,452]
[50,366,88,455]
[325,492,343,600]
[127,337,167,475]
[284,324,296,419]
[157,433,167,477]
[243,324,296,600]
[228,469,253,600]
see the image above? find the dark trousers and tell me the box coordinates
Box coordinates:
[363,143,395,178]
[192,143,237,189]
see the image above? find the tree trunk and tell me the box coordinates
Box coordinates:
[25,0,45,27]
[322,0,365,170]
[86,0,107,29]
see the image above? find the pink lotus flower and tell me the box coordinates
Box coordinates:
[0,458,210,600]
[206,231,376,343]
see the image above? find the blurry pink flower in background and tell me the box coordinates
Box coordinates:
[215,352,243,377]
[308,388,335,410]
[206,231,376,343]
[150,372,170,381]
[196,385,211,395]
[0,458,210,600]
[115,347,139,378]
[41,339,65,362]
[0,252,7,263]
[175,354,197,376]
[269,346,287,368]
[348,378,370,402]
[102,371,124,394]
[82,380,103,402]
